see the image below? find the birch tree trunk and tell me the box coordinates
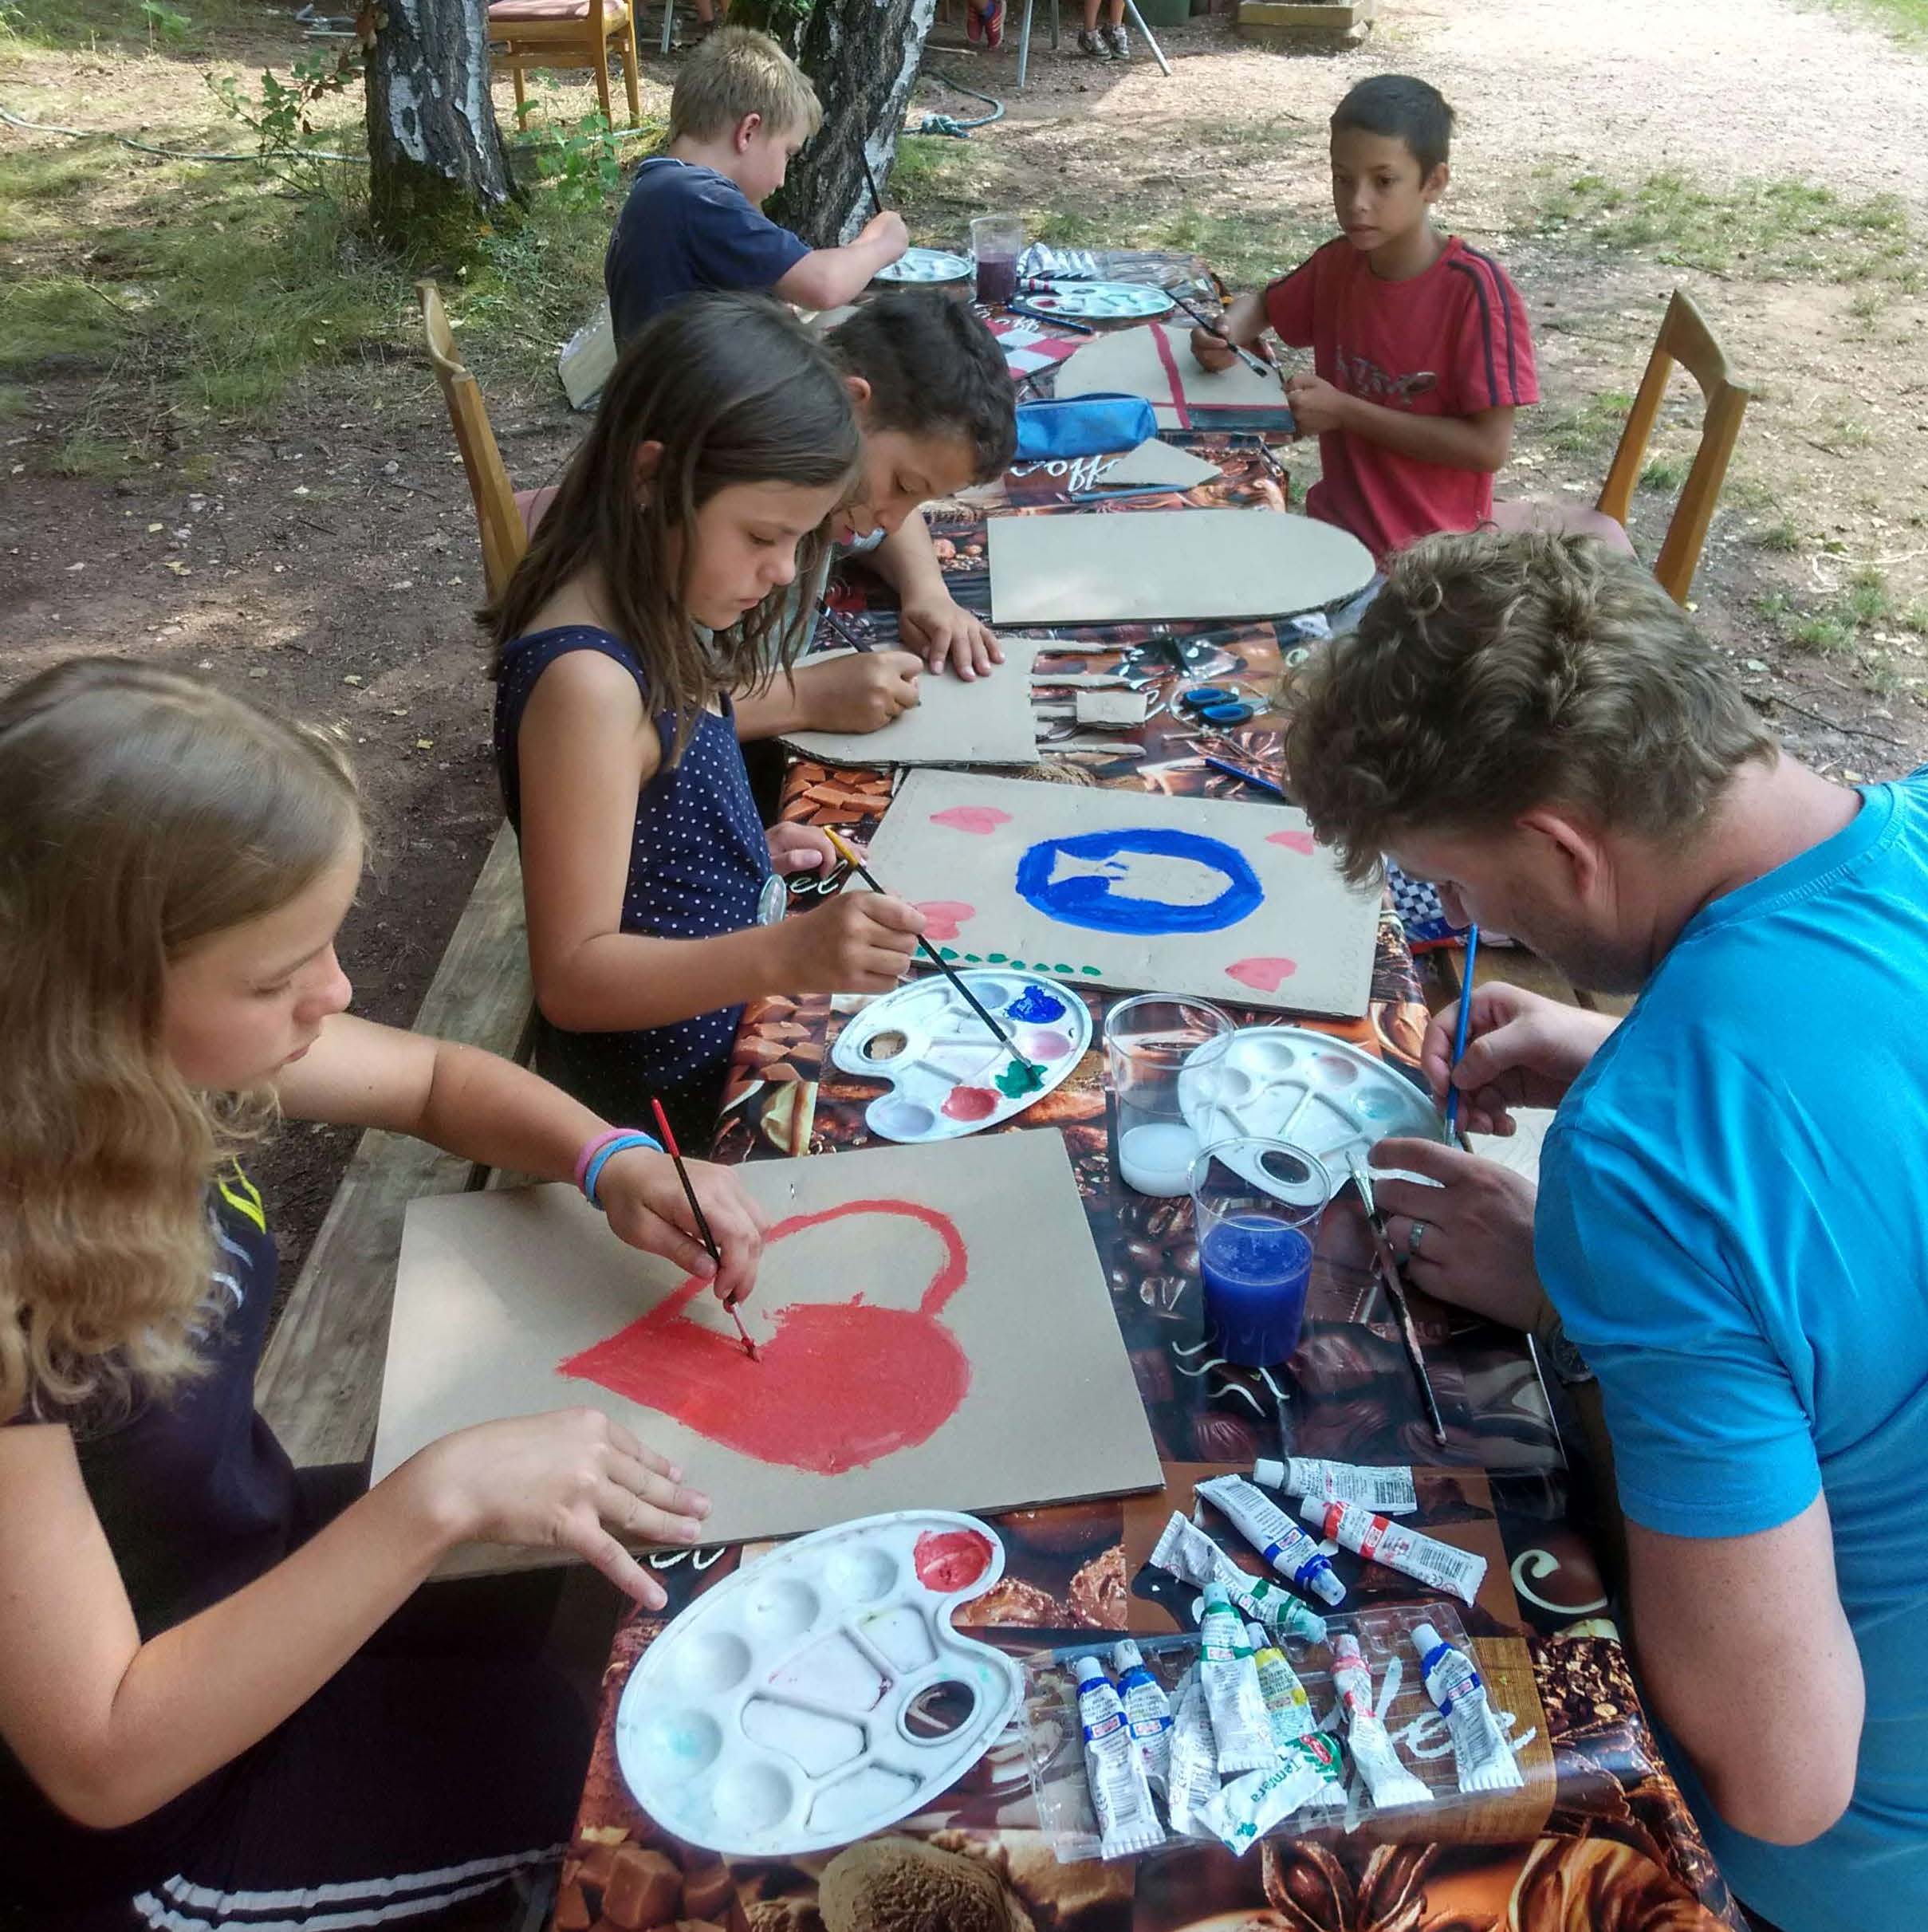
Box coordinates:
[765,0,938,247]
[364,0,517,255]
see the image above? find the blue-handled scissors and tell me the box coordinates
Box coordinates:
[1179,684,1257,726]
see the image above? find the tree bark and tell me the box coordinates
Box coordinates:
[766,0,938,247]
[364,0,517,257]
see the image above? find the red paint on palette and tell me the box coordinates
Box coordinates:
[941,1085,998,1122]
[930,806,1013,836]
[915,899,977,944]
[1226,956,1299,992]
[1267,828,1316,856]
[559,1199,972,1476]
[913,1527,994,1593]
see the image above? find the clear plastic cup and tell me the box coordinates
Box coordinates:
[970,213,1024,305]
[1190,1138,1332,1366]
[1103,995,1235,1197]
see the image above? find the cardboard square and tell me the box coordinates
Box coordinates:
[988,506,1375,628]
[864,769,1379,1017]
[780,638,1047,769]
[370,1131,1162,1550]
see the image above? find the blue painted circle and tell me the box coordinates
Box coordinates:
[1014,828,1264,936]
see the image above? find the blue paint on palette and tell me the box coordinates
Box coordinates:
[1013,828,1264,937]
[1005,986,1068,1024]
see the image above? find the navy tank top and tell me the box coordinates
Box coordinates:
[493,625,772,1121]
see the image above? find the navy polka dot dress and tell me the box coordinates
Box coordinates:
[494,624,773,1144]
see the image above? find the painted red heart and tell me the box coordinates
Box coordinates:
[1226,955,1299,992]
[913,899,977,943]
[930,806,1013,836]
[1268,828,1316,856]
[559,1199,971,1475]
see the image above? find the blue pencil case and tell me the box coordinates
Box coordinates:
[1013,393,1157,460]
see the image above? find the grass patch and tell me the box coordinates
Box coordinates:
[1759,567,1898,659]
[1536,388,1632,458]
[1639,453,1690,492]
[1902,604,1928,635]
[1752,516,1804,552]
[1832,0,1928,40]
[0,0,257,53]
[1529,167,1926,289]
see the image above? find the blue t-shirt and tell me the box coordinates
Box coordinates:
[494,625,772,1122]
[1536,771,1928,1930]
[604,156,810,346]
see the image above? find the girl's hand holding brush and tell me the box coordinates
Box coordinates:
[592,1144,769,1308]
[775,889,925,994]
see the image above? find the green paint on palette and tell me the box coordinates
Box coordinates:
[995,1057,1046,1098]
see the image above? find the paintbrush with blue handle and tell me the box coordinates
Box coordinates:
[1443,923,1481,1147]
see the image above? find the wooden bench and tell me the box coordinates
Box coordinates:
[254,823,533,1468]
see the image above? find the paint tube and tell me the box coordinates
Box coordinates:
[1198,1730,1347,1855]
[1253,1455,1417,1517]
[1110,1639,1174,1799]
[1412,1622,1523,1794]
[1331,1634,1433,1811]
[1072,1656,1167,1859]
[1198,1474,1348,1607]
[1197,1583,1277,1774]
[1299,1497,1488,1607]
[1245,1621,1318,1749]
[1151,1512,1328,1643]
[1165,1666,1220,1840]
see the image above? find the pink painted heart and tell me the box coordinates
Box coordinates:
[1267,828,1316,856]
[1226,956,1299,993]
[931,806,1013,836]
[914,899,977,944]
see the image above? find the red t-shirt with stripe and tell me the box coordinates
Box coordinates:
[1265,234,1538,561]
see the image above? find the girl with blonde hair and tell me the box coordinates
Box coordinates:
[0,657,765,1930]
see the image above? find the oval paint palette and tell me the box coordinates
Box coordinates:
[1023,281,1175,321]
[874,247,972,285]
[832,970,1092,1143]
[1181,1025,1447,1199]
[615,1510,1022,1856]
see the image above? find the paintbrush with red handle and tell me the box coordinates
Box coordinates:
[650,1096,757,1362]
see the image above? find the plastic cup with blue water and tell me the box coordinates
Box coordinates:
[1190,1138,1332,1366]
[1104,995,1234,1197]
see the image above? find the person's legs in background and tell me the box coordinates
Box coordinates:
[1100,0,1129,59]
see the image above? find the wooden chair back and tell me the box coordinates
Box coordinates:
[487,0,641,128]
[1595,289,1750,605]
[419,279,526,602]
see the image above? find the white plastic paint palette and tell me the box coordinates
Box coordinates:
[1182,1025,1446,1197]
[875,247,972,284]
[832,970,1093,1142]
[615,1511,1023,1856]
[1026,282,1175,321]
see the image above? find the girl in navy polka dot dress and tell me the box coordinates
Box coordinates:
[486,293,927,1150]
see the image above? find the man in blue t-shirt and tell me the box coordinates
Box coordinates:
[605,27,907,344]
[1285,529,1928,1932]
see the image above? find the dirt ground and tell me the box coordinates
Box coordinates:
[5,0,1927,1281]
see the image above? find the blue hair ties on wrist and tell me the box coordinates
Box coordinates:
[582,1131,663,1210]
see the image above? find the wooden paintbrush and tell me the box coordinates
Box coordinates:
[1167,286,1277,380]
[820,824,1045,1095]
[650,1096,757,1362]
[1346,1153,1446,1443]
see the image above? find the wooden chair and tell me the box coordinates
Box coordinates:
[1595,288,1750,605]
[419,279,527,602]
[487,0,643,130]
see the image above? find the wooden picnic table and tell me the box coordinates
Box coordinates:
[552,415,1742,1931]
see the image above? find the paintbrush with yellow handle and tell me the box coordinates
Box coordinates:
[819,824,1044,1095]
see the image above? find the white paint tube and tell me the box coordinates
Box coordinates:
[1299,1497,1488,1607]
[1253,1455,1418,1517]
[1072,1656,1167,1859]
[1165,1666,1220,1840]
[1198,1730,1346,1855]
[1198,1475,1348,1606]
[1412,1622,1523,1794]
[1151,1511,1328,1643]
[1246,1621,1318,1749]
[1111,1639,1174,1799]
[1197,1584,1277,1774]
[1331,1635,1433,1811]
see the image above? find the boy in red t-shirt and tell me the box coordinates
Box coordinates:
[1195,75,1537,563]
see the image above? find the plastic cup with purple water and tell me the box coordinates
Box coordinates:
[970,213,1023,307]
[1190,1139,1332,1367]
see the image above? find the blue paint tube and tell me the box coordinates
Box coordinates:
[1111,1639,1174,1799]
[1198,1474,1347,1607]
[1413,1622,1522,1793]
[1072,1656,1167,1859]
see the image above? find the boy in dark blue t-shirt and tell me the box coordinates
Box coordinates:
[605,28,907,345]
